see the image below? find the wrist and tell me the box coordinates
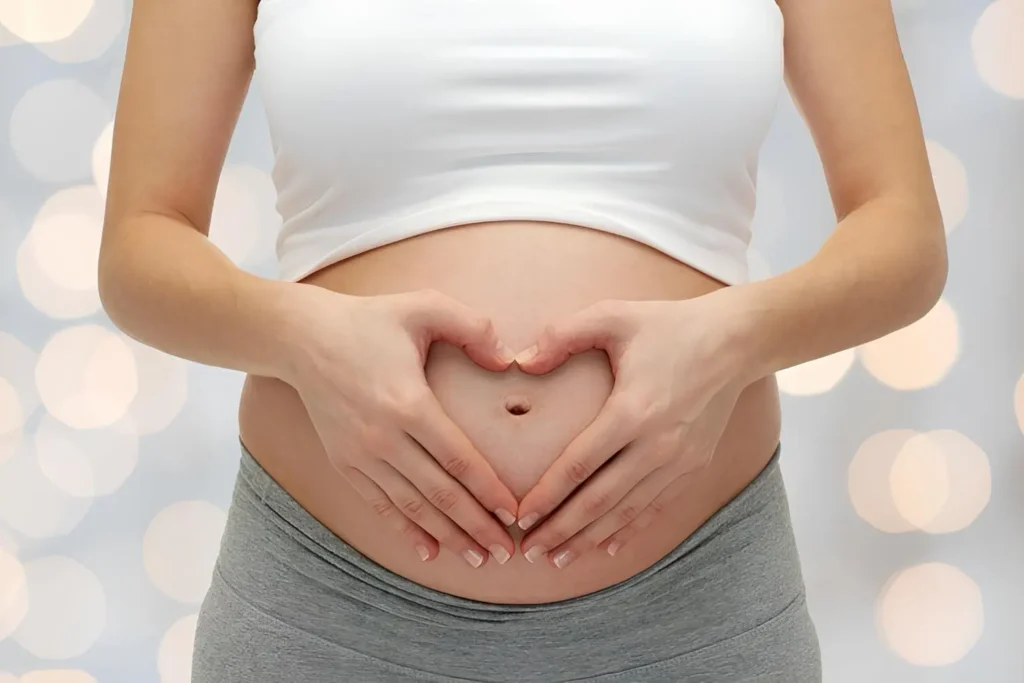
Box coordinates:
[252,278,335,385]
[699,284,774,389]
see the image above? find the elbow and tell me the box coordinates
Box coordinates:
[96,231,133,334]
[907,210,949,323]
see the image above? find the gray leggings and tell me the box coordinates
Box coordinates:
[192,441,821,682]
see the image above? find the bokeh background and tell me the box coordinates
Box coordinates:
[1,0,1022,681]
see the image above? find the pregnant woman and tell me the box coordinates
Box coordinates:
[98,0,947,680]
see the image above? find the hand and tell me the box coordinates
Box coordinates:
[513,294,752,568]
[282,285,520,568]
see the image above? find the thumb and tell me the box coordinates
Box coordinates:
[516,300,629,375]
[405,290,514,371]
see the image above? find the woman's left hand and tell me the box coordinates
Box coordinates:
[513,292,755,568]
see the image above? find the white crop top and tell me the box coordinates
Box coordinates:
[253,0,785,285]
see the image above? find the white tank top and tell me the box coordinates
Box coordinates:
[253,0,785,284]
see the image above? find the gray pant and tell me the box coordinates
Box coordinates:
[192,441,821,682]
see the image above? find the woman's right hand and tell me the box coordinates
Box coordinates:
[279,284,520,568]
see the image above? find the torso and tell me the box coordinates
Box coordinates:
[238,219,781,604]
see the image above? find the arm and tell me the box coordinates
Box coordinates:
[99,0,520,566]
[719,0,948,383]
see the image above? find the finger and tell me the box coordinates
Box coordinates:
[541,467,672,569]
[402,289,515,371]
[599,469,698,557]
[401,392,518,546]
[519,444,657,566]
[338,462,440,563]
[515,299,630,375]
[515,392,641,532]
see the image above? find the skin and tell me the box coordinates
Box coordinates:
[99,0,945,579]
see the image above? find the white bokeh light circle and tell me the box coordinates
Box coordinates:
[0,0,93,42]
[914,430,991,533]
[0,526,18,555]
[0,548,29,642]
[0,441,92,538]
[143,501,227,603]
[0,673,15,683]
[0,333,41,422]
[878,563,984,666]
[208,164,281,267]
[972,0,1024,100]
[14,556,106,660]
[31,0,125,64]
[1014,373,1024,437]
[17,186,106,319]
[848,430,918,533]
[925,140,968,234]
[35,413,139,498]
[120,337,188,435]
[9,80,111,183]
[158,614,198,683]
[36,325,138,429]
[91,121,112,196]
[0,378,23,437]
[20,672,98,683]
[777,349,856,396]
[889,434,950,530]
[858,298,959,390]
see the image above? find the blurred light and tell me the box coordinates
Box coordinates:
[848,430,918,533]
[0,441,93,538]
[31,0,124,64]
[0,525,18,555]
[0,548,29,642]
[14,556,106,660]
[17,186,105,319]
[35,413,138,498]
[0,673,15,683]
[209,164,281,267]
[913,430,991,533]
[877,563,984,666]
[143,501,226,603]
[91,121,112,196]
[158,614,198,683]
[858,298,959,390]
[36,325,138,429]
[777,349,855,396]
[120,337,188,435]
[20,673,97,683]
[9,80,111,183]
[0,0,94,43]
[925,140,969,234]
[889,434,950,530]
[0,333,41,422]
[972,0,1024,99]
[0,378,23,436]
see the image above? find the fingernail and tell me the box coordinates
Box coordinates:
[489,544,511,565]
[607,541,621,557]
[517,513,540,531]
[496,341,516,364]
[553,550,574,569]
[416,545,430,561]
[495,508,517,526]
[463,549,484,568]
[524,545,547,563]
[515,345,538,364]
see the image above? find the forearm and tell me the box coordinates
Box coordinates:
[98,211,308,382]
[719,196,948,384]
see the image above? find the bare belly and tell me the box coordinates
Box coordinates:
[237,220,781,603]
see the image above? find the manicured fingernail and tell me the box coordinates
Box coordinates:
[489,544,511,565]
[607,541,621,557]
[495,508,517,526]
[524,545,547,563]
[496,341,516,364]
[553,550,574,569]
[463,549,484,568]
[515,345,538,364]
[416,545,430,561]
[517,513,540,531]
